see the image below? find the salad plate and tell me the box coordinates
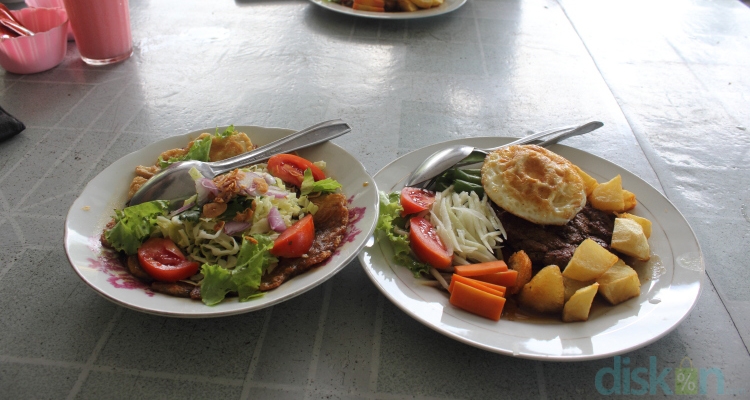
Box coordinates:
[65,125,379,318]
[358,137,703,361]
[309,0,467,20]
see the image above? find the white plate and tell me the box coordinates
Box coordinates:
[65,126,379,318]
[309,0,466,20]
[358,137,703,361]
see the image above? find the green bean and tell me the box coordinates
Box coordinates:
[452,169,482,185]
[453,179,484,197]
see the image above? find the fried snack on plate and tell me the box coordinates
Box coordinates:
[616,212,652,238]
[611,218,650,260]
[410,0,434,8]
[562,282,599,322]
[622,189,637,211]
[573,165,598,197]
[562,238,618,281]
[596,259,641,305]
[481,145,586,225]
[589,174,624,211]
[432,0,444,6]
[563,276,594,302]
[506,250,532,295]
[518,265,565,314]
[397,0,419,11]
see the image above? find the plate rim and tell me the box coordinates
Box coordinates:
[308,0,467,20]
[358,136,704,360]
[64,124,379,318]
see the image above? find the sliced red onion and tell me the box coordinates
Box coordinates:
[169,201,195,217]
[261,172,276,185]
[196,178,218,205]
[268,207,287,232]
[264,186,288,199]
[224,221,251,235]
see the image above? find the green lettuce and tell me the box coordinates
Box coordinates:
[375,191,430,277]
[300,168,342,196]
[199,234,277,306]
[158,134,212,168]
[104,200,169,255]
[214,125,236,139]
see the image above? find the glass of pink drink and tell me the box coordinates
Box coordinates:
[62,0,132,65]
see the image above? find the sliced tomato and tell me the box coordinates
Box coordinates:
[137,238,200,282]
[267,154,326,187]
[271,214,315,258]
[400,187,436,217]
[409,216,453,270]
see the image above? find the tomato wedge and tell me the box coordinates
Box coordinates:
[267,154,325,187]
[137,238,200,282]
[409,216,453,270]
[400,187,436,217]
[271,214,315,258]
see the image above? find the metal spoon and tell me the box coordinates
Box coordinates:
[128,119,351,207]
[405,121,604,188]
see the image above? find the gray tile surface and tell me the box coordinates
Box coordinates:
[1,0,748,398]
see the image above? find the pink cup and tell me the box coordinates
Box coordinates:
[61,0,132,66]
[25,0,75,41]
[0,8,68,74]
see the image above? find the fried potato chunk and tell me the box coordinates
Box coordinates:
[596,259,641,305]
[611,218,650,260]
[563,276,594,302]
[616,212,652,238]
[562,282,599,322]
[518,265,564,314]
[573,165,598,197]
[589,174,624,212]
[562,238,619,281]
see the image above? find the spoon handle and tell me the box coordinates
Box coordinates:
[210,119,352,174]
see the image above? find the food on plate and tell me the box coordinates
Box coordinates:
[375,142,654,323]
[611,218,650,260]
[336,0,442,13]
[517,265,565,314]
[561,238,619,281]
[562,282,599,322]
[101,126,347,306]
[595,259,641,305]
[481,145,587,225]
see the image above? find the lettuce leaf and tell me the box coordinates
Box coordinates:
[214,125,236,139]
[375,191,430,277]
[199,234,277,305]
[232,234,277,301]
[200,264,236,306]
[104,200,169,255]
[300,168,342,196]
[158,134,212,168]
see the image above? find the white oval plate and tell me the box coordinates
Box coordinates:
[309,0,466,20]
[65,126,379,318]
[358,137,703,361]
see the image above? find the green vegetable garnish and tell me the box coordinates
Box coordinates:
[104,200,169,255]
[375,191,430,277]
[300,168,342,196]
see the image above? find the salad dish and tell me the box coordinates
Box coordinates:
[358,137,703,360]
[309,0,466,19]
[65,125,378,318]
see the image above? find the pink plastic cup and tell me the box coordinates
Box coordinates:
[61,0,132,66]
[0,8,68,74]
[25,0,75,41]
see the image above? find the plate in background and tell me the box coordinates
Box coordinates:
[309,0,466,19]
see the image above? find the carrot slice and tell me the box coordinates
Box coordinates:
[453,260,508,277]
[449,274,506,297]
[472,270,518,287]
[449,281,506,321]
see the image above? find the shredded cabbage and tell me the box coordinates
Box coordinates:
[429,186,506,264]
